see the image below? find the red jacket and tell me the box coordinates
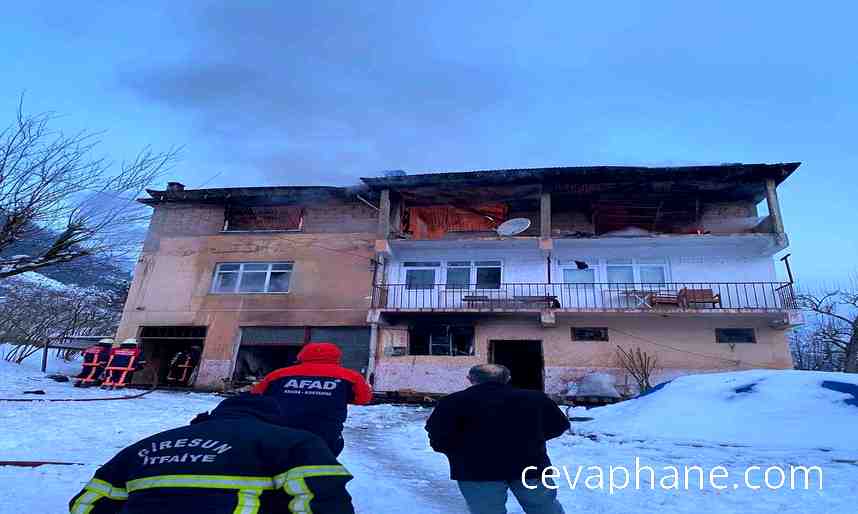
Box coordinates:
[251,342,372,405]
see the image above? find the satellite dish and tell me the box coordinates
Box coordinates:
[496,218,531,236]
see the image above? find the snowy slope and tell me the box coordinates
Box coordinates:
[1,362,856,514]
[579,370,858,450]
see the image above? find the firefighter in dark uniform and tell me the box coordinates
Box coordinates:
[252,342,372,456]
[69,394,355,514]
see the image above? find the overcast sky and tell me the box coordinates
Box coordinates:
[1,1,855,285]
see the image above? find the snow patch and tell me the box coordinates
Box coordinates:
[580,369,858,450]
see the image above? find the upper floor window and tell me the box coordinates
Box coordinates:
[561,259,596,288]
[444,260,502,289]
[606,258,669,285]
[404,261,440,290]
[224,205,304,232]
[211,262,293,294]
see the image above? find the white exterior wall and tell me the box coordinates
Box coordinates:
[385,239,779,285]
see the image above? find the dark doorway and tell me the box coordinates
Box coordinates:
[233,344,302,384]
[489,340,544,391]
[137,326,206,387]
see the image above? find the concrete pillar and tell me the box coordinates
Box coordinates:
[378,189,391,239]
[765,179,785,235]
[367,323,379,381]
[539,191,553,251]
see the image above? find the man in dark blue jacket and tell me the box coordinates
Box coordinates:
[69,394,355,514]
[426,364,569,514]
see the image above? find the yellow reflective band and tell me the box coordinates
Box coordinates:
[284,476,314,514]
[126,474,275,492]
[273,465,352,489]
[87,478,128,500]
[233,489,263,514]
[274,465,352,514]
[70,491,102,514]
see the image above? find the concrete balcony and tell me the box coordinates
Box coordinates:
[371,281,797,318]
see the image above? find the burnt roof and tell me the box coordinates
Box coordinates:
[139,185,367,206]
[360,162,800,204]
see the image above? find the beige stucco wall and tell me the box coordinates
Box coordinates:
[117,223,375,389]
[374,314,793,395]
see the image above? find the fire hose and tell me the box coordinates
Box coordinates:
[0,362,160,402]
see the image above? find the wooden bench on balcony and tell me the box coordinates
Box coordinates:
[678,288,722,308]
[513,295,561,308]
[650,291,681,307]
[462,295,560,309]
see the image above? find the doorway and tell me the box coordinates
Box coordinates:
[137,326,207,387]
[233,344,302,384]
[489,340,544,391]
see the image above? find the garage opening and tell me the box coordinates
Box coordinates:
[489,340,544,391]
[233,326,372,386]
[137,326,207,387]
[233,327,306,385]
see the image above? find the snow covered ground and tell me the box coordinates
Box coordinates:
[1,356,856,513]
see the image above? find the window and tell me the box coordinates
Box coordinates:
[606,259,635,285]
[561,259,597,289]
[404,262,440,290]
[443,260,502,289]
[212,262,293,294]
[475,261,502,289]
[638,258,668,285]
[409,325,475,356]
[715,328,756,344]
[572,327,609,342]
[606,258,669,285]
[446,261,471,289]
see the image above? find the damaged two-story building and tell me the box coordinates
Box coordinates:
[364,163,802,396]
[115,183,378,390]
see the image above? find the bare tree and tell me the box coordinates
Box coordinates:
[797,284,858,373]
[790,325,844,372]
[0,100,178,279]
[0,278,123,363]
[616,346,659,394]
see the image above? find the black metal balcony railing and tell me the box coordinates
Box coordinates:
[371,282,796,312]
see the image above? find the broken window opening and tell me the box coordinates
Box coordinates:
[408,325,475,356]
[405,203,508,240]
[571,327,609,342]
[715,328,756,344]
[224,205,304,232]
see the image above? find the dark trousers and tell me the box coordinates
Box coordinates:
[457,479,565,514]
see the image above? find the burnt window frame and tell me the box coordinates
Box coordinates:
[223,205,305,232]
[715,328,757,344]
[408,325,475,356]
[571,327,610,342]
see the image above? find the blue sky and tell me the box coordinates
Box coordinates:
[0,1,855,285]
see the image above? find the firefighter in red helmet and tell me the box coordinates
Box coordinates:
[252,342,372,456]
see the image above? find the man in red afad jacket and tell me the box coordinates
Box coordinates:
[252,342,372,456]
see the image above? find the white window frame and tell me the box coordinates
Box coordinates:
[559,258,599,287]
[211,262,293,294]
[403,261,441,290]
[558,258,671,285]
[441,260,503,290]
